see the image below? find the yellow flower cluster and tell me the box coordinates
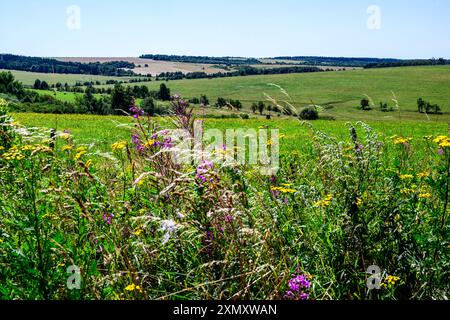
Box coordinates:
[61,145,73,152]
[418,193,432,199]
[385,275,400,285]
[399,174,414,180]
[392,136,412,145]
[2,144,53,161]
[271,186,296,194]
[125,283,143,293]
[112,141,127,151]
[74,146,88,159]
[315,194,333,207]
[400,188,415,195]
[418,172,429,179]
[356,198,363,207]
[433,136,450,148]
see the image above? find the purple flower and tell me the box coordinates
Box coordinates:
[132,134,140,144]
[225,215,234,223]
[102,213,114,225]
[438,149,444,155]
[300,293,309,300]
[130,105,144,119]
[284,273,311,300]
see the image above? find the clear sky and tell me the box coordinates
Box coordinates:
[1,0,449,59]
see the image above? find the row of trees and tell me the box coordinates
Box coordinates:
[140,54,261,65]
[0,54,137,76]
[156,66,324,81]
[417,98,441,114]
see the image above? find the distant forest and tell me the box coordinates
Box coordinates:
[272,56,402,67]
[0,54,136,76]
[140,54,262,65]
[157,66,324,81]
[273,56,450,68]
[364,58,450,68]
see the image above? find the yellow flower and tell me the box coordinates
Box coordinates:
[393,137,412,145]
[400,188,415,195]
[356,198,363,207]
[315,194,333,207]
[419,193,432,199]
[125,284,136,291]
[76,146,87,153]
[125,284,143,293]
[144,140,155,148]
[112,141,127,151]
[385,275,400,286]
[271,186,296,194]
[74,151,86,160]
[418,172,429,179]
[0,146,4,151]
[62,145,73,152]
[134,229,143,236]
[434,136,450,148]
[85,159,93,168]
[399,174,414,180]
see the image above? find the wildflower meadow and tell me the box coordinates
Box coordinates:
[0,96,449,300]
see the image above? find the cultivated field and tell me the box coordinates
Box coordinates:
[55,57,231,75]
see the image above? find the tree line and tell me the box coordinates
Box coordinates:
[364,58,449,69]
[155,66,324,81]
[139,54,262,65]
[0,54,137,76]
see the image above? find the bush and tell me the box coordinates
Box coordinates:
[299,106,319,120]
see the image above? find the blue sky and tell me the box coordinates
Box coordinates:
[0,0,449,58]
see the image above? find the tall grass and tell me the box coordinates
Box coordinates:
[0,97,448,300]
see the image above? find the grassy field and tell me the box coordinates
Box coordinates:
[28,89,105,103]
[12,113,449,155]
[1,69,144,86]
[87,65,450,121]
[3,104,449,300]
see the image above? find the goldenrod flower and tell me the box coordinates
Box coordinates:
[434,136,450,148]
[418,193,432,199]
[315,194,333,207]
[418,172,429,179]
[112,141,127,151]
[125,283,143,293]
[393,137,412,145]
[399,174,414,180]
[74,151,86,160]
[62,145,73,152]
[85,159,93,168]
[271,186,296,194]
[385,275,400,286]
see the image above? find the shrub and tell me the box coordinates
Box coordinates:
[299,106,319,120]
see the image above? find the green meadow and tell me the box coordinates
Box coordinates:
[1,69,143,86]
[85,65,450,121]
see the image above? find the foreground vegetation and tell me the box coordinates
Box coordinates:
[1,97,448,300]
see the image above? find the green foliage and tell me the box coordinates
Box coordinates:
[299,106,319,120]
[1,106,448,300]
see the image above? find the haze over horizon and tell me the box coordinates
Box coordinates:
[1,0,449,59]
